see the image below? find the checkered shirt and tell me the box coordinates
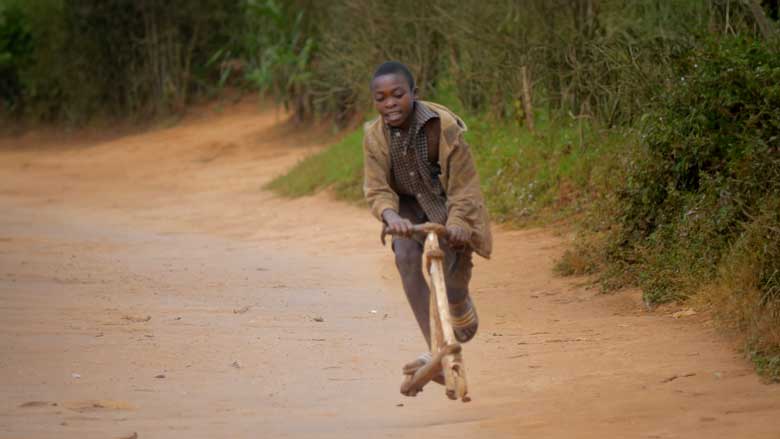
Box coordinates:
[387,102,449,224]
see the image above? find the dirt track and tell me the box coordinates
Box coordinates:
[1,102,778,438]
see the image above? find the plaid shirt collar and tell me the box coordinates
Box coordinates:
[387,101,439,147]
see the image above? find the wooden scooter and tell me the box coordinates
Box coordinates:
[382,223,469,402]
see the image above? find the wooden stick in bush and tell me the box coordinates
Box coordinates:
[521,66,535,133]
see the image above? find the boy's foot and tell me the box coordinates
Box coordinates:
[450,296,478,343]
[402,352,445,385]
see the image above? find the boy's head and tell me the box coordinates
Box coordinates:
[370,61,417,129]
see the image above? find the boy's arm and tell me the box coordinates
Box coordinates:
[362,133,399,222]
[444,133,482,236]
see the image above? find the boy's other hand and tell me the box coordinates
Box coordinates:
[446,225,471,246]
[382,209,414,237]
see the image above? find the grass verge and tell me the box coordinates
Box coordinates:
[264,128,364,202]
[266,110,628,228]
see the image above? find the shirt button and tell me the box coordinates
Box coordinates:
[416,193,422,198]
[395,132,401,137]
[409,171,415,177]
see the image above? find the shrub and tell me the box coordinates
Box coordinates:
[592,36,780,377]
[609,37,780,303]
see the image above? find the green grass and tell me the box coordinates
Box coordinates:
[266,109,629,228]
[752,352,780,383]
[264,128,365,202]
[467,115,628,225]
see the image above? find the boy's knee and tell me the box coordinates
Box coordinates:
[393,240,422,274]
[445,250,473,286]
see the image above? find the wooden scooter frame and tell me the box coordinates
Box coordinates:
[384,223,469,401]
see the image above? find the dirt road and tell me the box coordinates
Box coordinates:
[1,102,778,438]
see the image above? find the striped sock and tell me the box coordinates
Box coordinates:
[450,296,479,343]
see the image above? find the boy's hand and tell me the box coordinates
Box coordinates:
[446,225,471,246]
[382,209,414,237]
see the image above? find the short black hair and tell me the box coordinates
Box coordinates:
[371,61,415,91]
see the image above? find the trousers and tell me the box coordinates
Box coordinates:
[392,195,473,347]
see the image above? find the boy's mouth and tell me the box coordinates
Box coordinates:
[384,111,404,124]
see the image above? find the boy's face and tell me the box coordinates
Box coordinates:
[371,73,416,129]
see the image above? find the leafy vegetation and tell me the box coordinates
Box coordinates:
[0,0,31,113]
[613,37,779,376]
[3,0,768,126]
[0,0,242,122]
[264,129,364,201]
[553,36,780,379]
[241,0,319,122]
[268,106,628,233]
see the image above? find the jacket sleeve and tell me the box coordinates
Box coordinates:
[362,130,399,222]
[444,133,482,233]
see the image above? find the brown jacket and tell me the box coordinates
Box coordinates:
[362,101,493,258]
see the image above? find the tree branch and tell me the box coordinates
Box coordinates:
[747,0,776,40]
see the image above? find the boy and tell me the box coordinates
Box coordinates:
[362,61,492,380]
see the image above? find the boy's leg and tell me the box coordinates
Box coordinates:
[441,243,473,303]
[394,246,447,388]
[393,238,477,345]
[393,195,432,347]
[393,238,431,347]
[441,243,478,343]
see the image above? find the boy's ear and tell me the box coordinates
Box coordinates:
[412,86,419,99]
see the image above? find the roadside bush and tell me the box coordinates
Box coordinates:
[590,36,780,376]
[709,197,780,381]
[610,37,780,302]
[0,0,31,114]
[1,0,766,127]
[242,0,321,122]
[1,0,242,123]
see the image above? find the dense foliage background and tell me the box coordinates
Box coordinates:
[2,0,779,378]
[2,0,774,125]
